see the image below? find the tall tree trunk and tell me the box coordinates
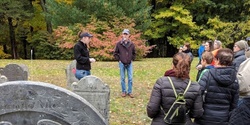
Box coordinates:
[3,44,7,53]
[8,17,17,59]
[21,36,28,59]
[40,0,53,33]
[151,0,156,10]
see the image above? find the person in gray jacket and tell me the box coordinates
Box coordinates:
[195,48,239,125]
[147,52,203,125]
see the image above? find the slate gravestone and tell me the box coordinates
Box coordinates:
[65,60,79,89]
[0,81,107,125]
[71,75,110,124]
[0,64,28,81]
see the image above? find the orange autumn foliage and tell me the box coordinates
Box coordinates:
[52,18,155,61]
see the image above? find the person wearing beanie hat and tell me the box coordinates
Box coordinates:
[73,31,96,80]
[233,40,247,72]
[235,40,248,50]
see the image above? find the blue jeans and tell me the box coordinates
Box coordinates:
[75,69,91,80]
[119,61,133,94]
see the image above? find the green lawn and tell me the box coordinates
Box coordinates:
[0,58,199,125]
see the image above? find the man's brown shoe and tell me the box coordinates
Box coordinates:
[121,92,126,97]
[128,93,134,98]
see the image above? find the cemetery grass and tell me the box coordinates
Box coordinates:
[1,58,199,125]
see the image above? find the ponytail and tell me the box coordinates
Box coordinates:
[173,52,190,79]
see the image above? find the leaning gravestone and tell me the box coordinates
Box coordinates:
[65,60,79,89]
[0,81,106,125]
[0,64,28,81]
[71,75,110,124]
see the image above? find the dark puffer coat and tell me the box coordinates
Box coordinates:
[195,66,239,125]
[147,76,204,125]
[229,96,250,125]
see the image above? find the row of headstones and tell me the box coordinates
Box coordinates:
[0,62,110,125]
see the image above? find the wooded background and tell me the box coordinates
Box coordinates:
[0,0,250,60]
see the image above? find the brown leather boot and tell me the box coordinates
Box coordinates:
[128,93,134,98]
[121,92,126,97]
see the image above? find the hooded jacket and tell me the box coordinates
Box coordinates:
[195,66,239,125]
[147,70,204,125]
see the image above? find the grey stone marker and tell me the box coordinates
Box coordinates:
[65,60,79,89]
[71,75,110,124]
[0,81,106,125]
[0,64,28,81]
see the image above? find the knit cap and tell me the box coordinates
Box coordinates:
[235,40,248,50]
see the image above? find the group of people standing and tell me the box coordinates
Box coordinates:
[147,38,250,125]
[72,28,250,124]
[73,29,136,98]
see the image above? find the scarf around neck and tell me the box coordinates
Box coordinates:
[164,69,189,79]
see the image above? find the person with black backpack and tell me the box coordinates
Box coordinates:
[147,52,204,125]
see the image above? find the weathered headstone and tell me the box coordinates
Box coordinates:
[0,81,106,125]
[65,60,79,89]
[71,75,110,124]
[0,64,28,81]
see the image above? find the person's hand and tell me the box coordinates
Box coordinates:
[89,58,96,63]
[196,64,202,70]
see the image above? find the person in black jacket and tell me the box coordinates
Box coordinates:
[229,96,250,125]
[195,48,239,125]
[113,29,136,98]
[179,42,194,63]
[147,52,203,125]
[74,31,96,80]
